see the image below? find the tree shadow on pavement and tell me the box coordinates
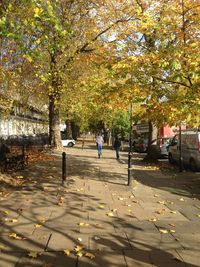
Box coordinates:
[129,153,200,200]
[0,149,199,266]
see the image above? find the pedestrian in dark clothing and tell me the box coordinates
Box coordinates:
[114,136,121,159]
[0,143,10,161]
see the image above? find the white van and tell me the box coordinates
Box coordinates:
[168,129,200,171]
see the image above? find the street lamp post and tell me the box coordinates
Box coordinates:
[179,124,183,172]
[128,102,133,186]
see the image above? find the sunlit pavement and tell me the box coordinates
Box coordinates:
[0,142,200,267]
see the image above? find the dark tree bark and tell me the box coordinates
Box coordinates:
[48,51,63,149]
[49,95,62,148]
[65,119,73,138]
[144,121,159,162]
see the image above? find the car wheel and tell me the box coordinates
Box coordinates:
[68,142,74,147]
[190,158,197,172]
[168,153,174,164]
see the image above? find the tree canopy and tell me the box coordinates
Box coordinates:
[0,0,199,145]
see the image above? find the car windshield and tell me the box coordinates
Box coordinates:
[163,138,171,145]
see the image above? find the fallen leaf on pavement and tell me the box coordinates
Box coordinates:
[179,198,185,201]
[10,219,18,223]
[74,245,83,252]
[34,224,42,228]
[111,209,117,212]
[9,233,24,240]
[170,210,177,214]
[85,252,95,259]
[76,251,83,257]
[28,251,41,258]
[98,205,105,209]
[118,197,124,201]
[63,249,71,255]
[155,209,165,214]
[76,188,84,192]
[107,212,115,217]
[157,201,165,204]
[170,229,176,233]
[16,176,24,179]
[2,210,9,215]
[79,222,89,227]
[39,218,46,224]
[148,218,157,222]
[159,229,168,234]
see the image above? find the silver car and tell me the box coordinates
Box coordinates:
[151,137,173,158]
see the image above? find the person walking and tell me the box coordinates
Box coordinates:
[114,136,121,159]
[96,134,104,158]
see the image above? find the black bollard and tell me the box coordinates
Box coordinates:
[62,152,67,185]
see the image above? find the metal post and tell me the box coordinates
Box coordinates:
[62,152,67,185]
[179,125,183,172]
[128,103,133,186]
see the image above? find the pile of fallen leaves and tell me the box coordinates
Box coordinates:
[26,150,55,164]
[0,173,25,187]
[158,161,178,172]
[8,146,55,164]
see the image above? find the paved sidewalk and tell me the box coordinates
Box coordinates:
[0,144,200,267]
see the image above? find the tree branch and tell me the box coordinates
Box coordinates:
[62,18,134,68]
[153,76,191,88]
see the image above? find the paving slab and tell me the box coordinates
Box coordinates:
[0,252,23,267]
[176,249,200,266]
[78,250,127,267]
[0,145,200,267]
[124,249,154,267]
[0,232,50,252]
[15,252,77,267]
[89,233,131,251]
[46,232,89,251]
[150,248,188,267]
[170,233,200,250]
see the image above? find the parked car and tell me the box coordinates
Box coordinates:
[133,139,148,153]
[61,132,75,147]
[168,129,200,171]
[151,137,173,158]
[61,139,75,147]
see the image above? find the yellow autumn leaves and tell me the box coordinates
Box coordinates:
[63,245,95,259]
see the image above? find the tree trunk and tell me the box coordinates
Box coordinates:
[65,119,73,138]
[49,95,62,148]
[144,121,158,162]
[147,121,158,147]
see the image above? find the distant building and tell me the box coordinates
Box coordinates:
[0,101,48,138]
